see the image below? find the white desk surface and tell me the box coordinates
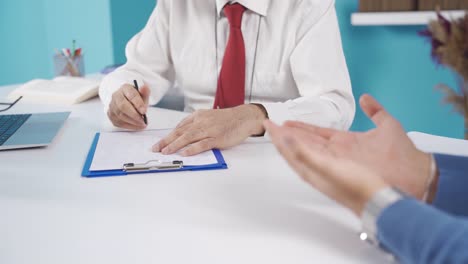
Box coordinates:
[0,83,390,264]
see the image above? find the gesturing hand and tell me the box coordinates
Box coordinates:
[153,104,267,156]
[265,120,389,216]
[108,84,150,130]
[265,94,433,203]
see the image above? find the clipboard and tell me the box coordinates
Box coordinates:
[82,133,228,177]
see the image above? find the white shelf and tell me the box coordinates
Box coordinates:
[351,10,466,26]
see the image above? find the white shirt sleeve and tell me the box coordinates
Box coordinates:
[261,3,355,130]
[99,0,175,113]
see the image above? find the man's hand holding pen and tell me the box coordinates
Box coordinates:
[108,82,150,130]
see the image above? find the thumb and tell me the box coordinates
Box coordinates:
[140,85,151,106]
[359,94,392,127]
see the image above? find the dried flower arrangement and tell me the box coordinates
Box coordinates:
[420,13,468,139]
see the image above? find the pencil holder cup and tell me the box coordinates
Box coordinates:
[53,54,85,77]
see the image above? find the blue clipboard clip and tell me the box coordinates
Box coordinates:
[123,160,184,172]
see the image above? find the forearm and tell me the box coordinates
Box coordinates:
[377,198,468,264]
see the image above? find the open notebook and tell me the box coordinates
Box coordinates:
[82,129,227,177]
[408,132,468,157]
[8,77,100,105]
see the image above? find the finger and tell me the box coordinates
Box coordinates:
[115,109,146,128]
[286,140,385,215]
[264,121,330,181]
[181,138,216,156]
[110,99,147,127]
[109,100,146,129]
[359,94,393,127]
[264,120,281,138]
[152,124,190,152]
[108,109,145,130]
[265,122,329,192]
[281,136,335,189]
[283,121,337,139]
[161,128,207,155]
[270,129,330,189]
[115,92,147,125]
[271,128,379,215]
[266,121,327,148]
[175,115,195,129]
[139,84,151,106]
[122,85,147,115]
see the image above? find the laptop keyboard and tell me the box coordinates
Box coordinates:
[0,114,32,145]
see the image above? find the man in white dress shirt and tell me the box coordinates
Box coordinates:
[99,0,355,156]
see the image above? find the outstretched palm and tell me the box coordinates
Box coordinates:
[266,95,431,208]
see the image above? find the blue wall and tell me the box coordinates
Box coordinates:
[0,0,114,86]
[110,0,156,64]
[0,0,50,85]
[336,0,463,138]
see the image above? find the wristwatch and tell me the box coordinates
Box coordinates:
[360,187,406,245]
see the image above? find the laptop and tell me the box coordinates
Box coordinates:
[0,112,70,150]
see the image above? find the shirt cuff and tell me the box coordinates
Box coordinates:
[432,153,468,216]
[260,102,294,125]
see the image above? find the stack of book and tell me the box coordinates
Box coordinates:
[359,0,468,12]
[418,0,468,10]
[359,0,417,12]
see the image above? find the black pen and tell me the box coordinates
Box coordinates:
[133,80,148,125]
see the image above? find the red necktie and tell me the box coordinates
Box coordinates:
[213,3,247,109]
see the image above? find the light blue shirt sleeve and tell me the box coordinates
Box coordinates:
[432,154,468,217]
[377,198,468,264]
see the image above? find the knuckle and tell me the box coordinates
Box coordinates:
[181,133,193,142]
[201,139,215,150]
[183,146,196,156]
[199,141,210,150]
[117,112,128,120]
[186,129,201,140]
[116,98,126,110]
[109,108,118,119]
[117,111,126,119]
[110,116,122,127]
[174,129,185,138]
[159,139,169,147]
[122,86,136,98]
[124,90,136,101]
